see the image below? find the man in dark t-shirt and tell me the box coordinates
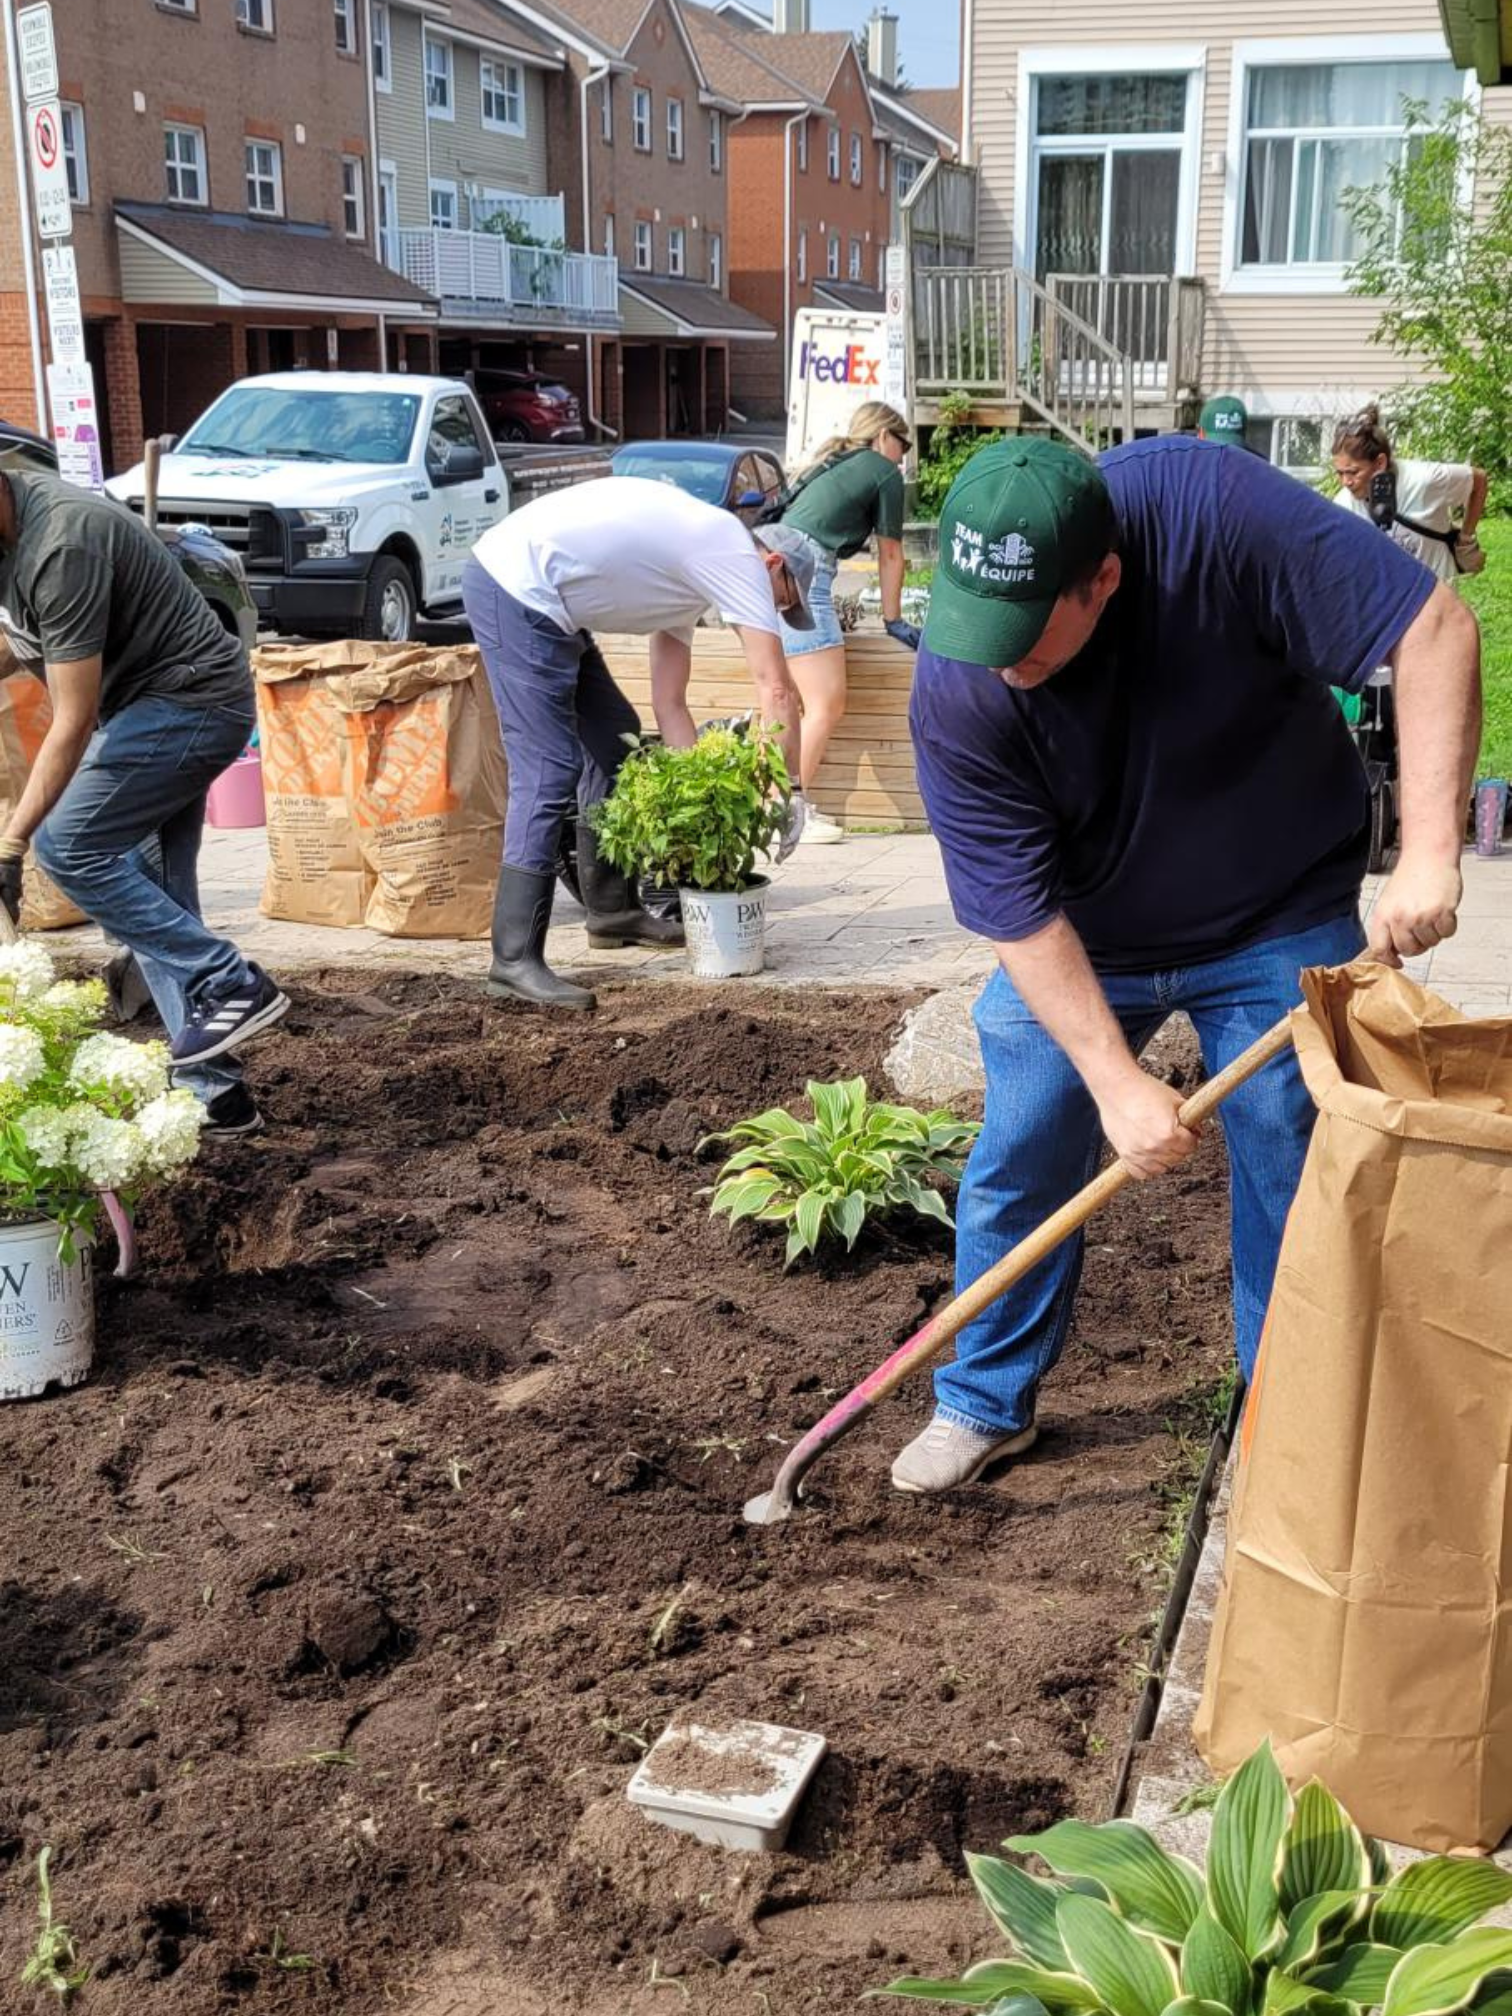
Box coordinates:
[0,471,289,1135]
[893,435,1481,1495]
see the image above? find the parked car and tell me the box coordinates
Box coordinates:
[106,373,509,642]
[0,419,257,654]
[609,441,785,525]
[474,370,584,445]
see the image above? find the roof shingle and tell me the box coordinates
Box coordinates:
[115,205,433,307]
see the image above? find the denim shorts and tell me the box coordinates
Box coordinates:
[779,531,843,657]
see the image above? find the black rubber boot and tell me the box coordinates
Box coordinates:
[575,819,685,950]
[487,866,595,1011]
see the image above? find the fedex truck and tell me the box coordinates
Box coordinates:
[785,308,901,471]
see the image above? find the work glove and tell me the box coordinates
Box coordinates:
[774,791,808,864]
[885,618,923,651]
[0,839,24,927]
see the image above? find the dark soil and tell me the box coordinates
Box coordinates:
[0,974,1234,2016]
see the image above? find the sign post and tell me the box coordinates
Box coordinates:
[16,4,57,103]
[882,243,909,422]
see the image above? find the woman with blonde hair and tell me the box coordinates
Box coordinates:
[1332,403,1487,587]
[770,400,916,843]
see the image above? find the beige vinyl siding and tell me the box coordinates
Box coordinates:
[376,6,432,229]
[617,288,676,336]
[968,0,1509,413]
[117,235,219,305]
[430,47,551,213]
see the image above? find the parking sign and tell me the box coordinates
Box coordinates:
[28,98,71,239]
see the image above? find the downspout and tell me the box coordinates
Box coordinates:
[580,59,618,441]
[959,0,975,165]
[2,0,47,435]
[782,109,805,405]
[364,10,387,370]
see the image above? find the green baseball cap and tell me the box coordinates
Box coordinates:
[1198,394,1248,444]
[922,437,1115,669]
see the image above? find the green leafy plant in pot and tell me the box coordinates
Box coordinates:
[589,723,791,979]
[874,1740,1512,2016]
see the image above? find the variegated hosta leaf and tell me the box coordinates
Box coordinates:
[1056,1890,1183,2016]
[1372,1861,1512,1951]
[1182,1905,1253,2016]
[877,1961,1101,2008]
[1005,1817,1204,1942]
[1162,2001,1234,2016]
[966,1854,1070,1970]
[1304,1941,1405,2002]
[1208,1744,1290,1959]
[1280,1782,1374,1915]
[1381,1930,1512,2016]
[1279,1893,1376,1972]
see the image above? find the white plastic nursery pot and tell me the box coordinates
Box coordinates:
[627,1717,828,1853]
[0,1216,95,1401]
[678,877,769,980]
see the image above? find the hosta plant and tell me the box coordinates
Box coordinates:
[876,1741,1512,2016]
[704,1076,978,1266]
[589,721,791,894]
[0,941,205,1257]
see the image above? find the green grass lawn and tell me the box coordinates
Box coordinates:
[1462,515,1512,779]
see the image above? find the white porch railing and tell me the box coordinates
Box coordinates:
[396,228,618,317]
[469,192,566,242]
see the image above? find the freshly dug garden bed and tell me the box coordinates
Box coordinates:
[0,975,1234,2015]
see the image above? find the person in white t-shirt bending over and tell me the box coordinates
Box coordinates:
[464,478,816,1012]
[1332,404,1487,589]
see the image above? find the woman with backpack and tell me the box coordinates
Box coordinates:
[768,401,917,844]
[1332,405,1487,587]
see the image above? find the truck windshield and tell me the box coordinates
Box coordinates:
[179,387,422,466]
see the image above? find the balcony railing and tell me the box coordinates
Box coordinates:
[469,192,566,242]
[395,228,619,320]
[1044,274,1206,397]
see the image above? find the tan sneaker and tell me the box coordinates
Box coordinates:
[891,1413,1039,1495]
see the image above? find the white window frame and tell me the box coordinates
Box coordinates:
[1013,45,1207,296]
[237,0,273,32]
[429,177,458,229]
[604,211,615,258]
[633,218,652,270]
[632,87,651,151]
[1221,33,1469,297]
[710,108,722,172]
[164,123,206,206]
[378,161,399,265]
[245,138,284,216]
[826,231,839,277]
[849,131,862,184]
[668,224,685,274]
[61,102,88,206]
[481,57,525,135]
[667,95,684,159]
[709,229,722,289]
[424,35,454,120]
[796,120,808,172]
[826,125,840,179]
[797,227,807,281]
[848,234,862,280]
[371,1,391,90]
[601,77,613,142]
[334,0,357,55]
[896,151,920,202]
[159,0,195,12]
[342,154,365,238]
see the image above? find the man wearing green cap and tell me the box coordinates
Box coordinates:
[892,432,1481,1494]
[1198,394,1249,447]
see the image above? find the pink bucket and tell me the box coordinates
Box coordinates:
[206,752,266,830]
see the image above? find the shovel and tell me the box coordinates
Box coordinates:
[743,1012,1295,1525]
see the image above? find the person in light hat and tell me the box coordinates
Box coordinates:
[892,433,1481,1496]
[1197,394,1249,447]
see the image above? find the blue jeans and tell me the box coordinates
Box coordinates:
[33,694,258,1102]
[935,912,1366,1435]
[462,557,640,875]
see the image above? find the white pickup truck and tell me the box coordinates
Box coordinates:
[108,371,509,642]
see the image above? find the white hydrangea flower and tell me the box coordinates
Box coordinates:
[71,1111,148,1190]
[41,980,106,1016]
[0,1021,47,1092]
[0,941,56,1002]
[135,1090,205,1174]
[16,1102,74,1167]
[69,1032,170,1106]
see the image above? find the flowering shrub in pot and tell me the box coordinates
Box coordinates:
[0,941,205,1400]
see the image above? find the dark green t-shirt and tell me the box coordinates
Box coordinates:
[781,448,905,559]
[0,472,249,719]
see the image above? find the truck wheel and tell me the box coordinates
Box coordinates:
[359,556,417,642]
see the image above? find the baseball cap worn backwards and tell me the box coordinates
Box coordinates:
[923,437,1114,668]
[1199,394,1248,444]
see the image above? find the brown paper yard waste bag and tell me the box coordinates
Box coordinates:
[254,643,508,938]
[1194,963,1512,1852]
[0,657,87,931]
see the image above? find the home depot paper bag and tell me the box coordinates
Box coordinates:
[1194,963,1512,1852]
[254,643,508,938]
[0,663,87,932]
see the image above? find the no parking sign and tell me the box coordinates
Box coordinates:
[28,98,71,239]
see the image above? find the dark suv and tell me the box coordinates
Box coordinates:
[473,370,584,445]
[0,419,257,654]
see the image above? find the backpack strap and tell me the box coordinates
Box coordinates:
[756,445,870,526]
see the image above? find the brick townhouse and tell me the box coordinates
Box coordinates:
[0,0,432,475]
[686,0,955,416]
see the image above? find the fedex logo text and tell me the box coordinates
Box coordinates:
[797,341,881,386]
